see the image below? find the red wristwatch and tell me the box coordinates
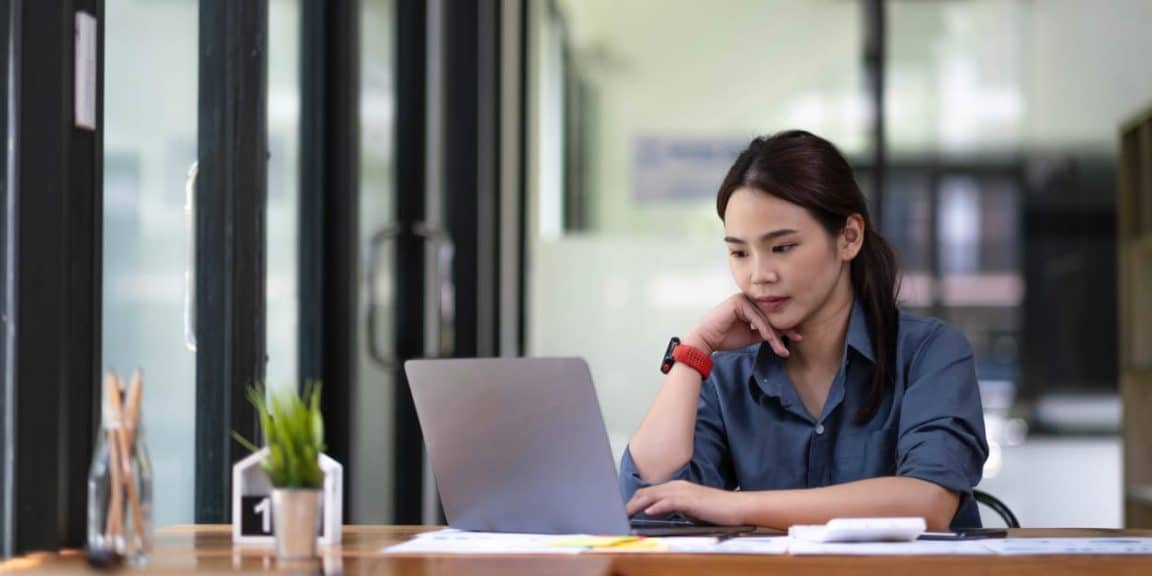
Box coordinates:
[659,337,713,379]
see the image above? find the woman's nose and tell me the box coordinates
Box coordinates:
[752,263,779,284]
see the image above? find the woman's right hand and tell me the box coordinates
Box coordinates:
[684,294,801,358]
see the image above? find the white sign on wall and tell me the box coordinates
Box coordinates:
[633,137,747,202]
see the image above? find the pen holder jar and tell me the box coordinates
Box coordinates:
[87,373,153,563]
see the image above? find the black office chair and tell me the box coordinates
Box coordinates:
[974,489,1020,528]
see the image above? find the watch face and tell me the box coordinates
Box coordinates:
[660,337,680,374]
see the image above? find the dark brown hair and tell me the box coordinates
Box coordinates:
[716,130,900,424]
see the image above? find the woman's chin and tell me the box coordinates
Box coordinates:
[766,309,805,333]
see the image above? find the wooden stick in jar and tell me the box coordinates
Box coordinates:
[122,371,146,547]
[103,372,125,542]
[124,371,142,447]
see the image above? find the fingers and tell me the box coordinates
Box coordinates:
[627,487,677,518]
[626,486,663,516]
[642,498,680,517]
[733,297,772,340]
[737,297,790,357]
[625,491,652,517]
[626,481,685,517]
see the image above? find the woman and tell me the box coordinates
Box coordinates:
[621,130,988,531]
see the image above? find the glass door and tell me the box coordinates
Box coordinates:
[354,0,445,524]
[103,0,200,527]
[104,0,418,527]
[103,0,300,526]
[353,0,399,523]
[267,0,303,398]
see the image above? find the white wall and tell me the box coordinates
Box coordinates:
[530,237,734,459]
[1026,0,1152,148]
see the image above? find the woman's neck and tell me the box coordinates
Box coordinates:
[788,277,855,372]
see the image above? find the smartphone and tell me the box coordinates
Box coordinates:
[918,528,1008,540]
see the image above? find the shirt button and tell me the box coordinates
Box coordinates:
[815,424,825,435]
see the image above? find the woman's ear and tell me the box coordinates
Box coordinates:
[840,214,865,260]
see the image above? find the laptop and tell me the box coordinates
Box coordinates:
[404,357,756,536]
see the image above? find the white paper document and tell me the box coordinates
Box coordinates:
[788,539,997,555]
[590,536,794,555]
[383,529,583,555]
[988,538,1152,555]
[382,529,788,555]
[383,529,1152,557]
[712,536,792,555]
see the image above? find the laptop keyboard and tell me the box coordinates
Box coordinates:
[629,517,706,528]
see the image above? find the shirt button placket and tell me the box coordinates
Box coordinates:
[808,422,828,486]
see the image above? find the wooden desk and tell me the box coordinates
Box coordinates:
[2,526,1150,575]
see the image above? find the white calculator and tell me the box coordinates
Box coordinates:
[788,517,927,542]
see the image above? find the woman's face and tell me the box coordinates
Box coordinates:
[723,187,859,331]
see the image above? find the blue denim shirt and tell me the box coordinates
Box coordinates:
[620,303,989,529]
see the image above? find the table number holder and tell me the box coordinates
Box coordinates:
[231,448,343,546]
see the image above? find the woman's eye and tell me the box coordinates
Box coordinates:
[773,243,797,254]
[729,250,747,259]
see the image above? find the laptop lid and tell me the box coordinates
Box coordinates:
[404,357,632,535]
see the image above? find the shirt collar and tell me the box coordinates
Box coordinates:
[751,299,874,399]
[846,299,874,363]
[751,344,787,399]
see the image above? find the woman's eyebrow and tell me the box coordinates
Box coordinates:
[723,229,799,244]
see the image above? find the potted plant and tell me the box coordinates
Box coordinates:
[233,382,325,560]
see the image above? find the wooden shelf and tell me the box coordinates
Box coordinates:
[1126,485,1152,505]
[1126,246,1152,368]
[1120,105,1152,528]
[1135,235,1152,256]
[1120,103,1152,135]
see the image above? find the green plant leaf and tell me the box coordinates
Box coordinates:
[233,381,327,489]
[309,381,324,449]
[230,431,260,453]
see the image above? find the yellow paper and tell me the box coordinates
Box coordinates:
[602,539,668,551]
[552,536,671,552]
[553,536,640,548]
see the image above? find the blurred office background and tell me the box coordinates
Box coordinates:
[528,0,1152,529]
[2,0,1150,556]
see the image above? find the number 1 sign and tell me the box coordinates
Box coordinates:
[231,448,344,545]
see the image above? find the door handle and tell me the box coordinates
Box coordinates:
[363,223,454,368]
[412,223,454,359]
[365,225,402,368]
[183,161,198,352]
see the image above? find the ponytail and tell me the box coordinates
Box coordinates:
[851,228,900,424]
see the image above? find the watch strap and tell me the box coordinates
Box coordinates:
[659,336,713,379]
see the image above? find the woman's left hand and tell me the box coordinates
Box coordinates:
[625,480,746,526]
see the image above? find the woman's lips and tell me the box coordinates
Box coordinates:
[755,297,790,312]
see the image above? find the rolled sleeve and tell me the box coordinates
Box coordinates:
[895,324,989,497]
[619,374,734,502]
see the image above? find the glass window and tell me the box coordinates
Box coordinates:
[353,0,398,523]
[267,0,302,395]
[103,0,199,527]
